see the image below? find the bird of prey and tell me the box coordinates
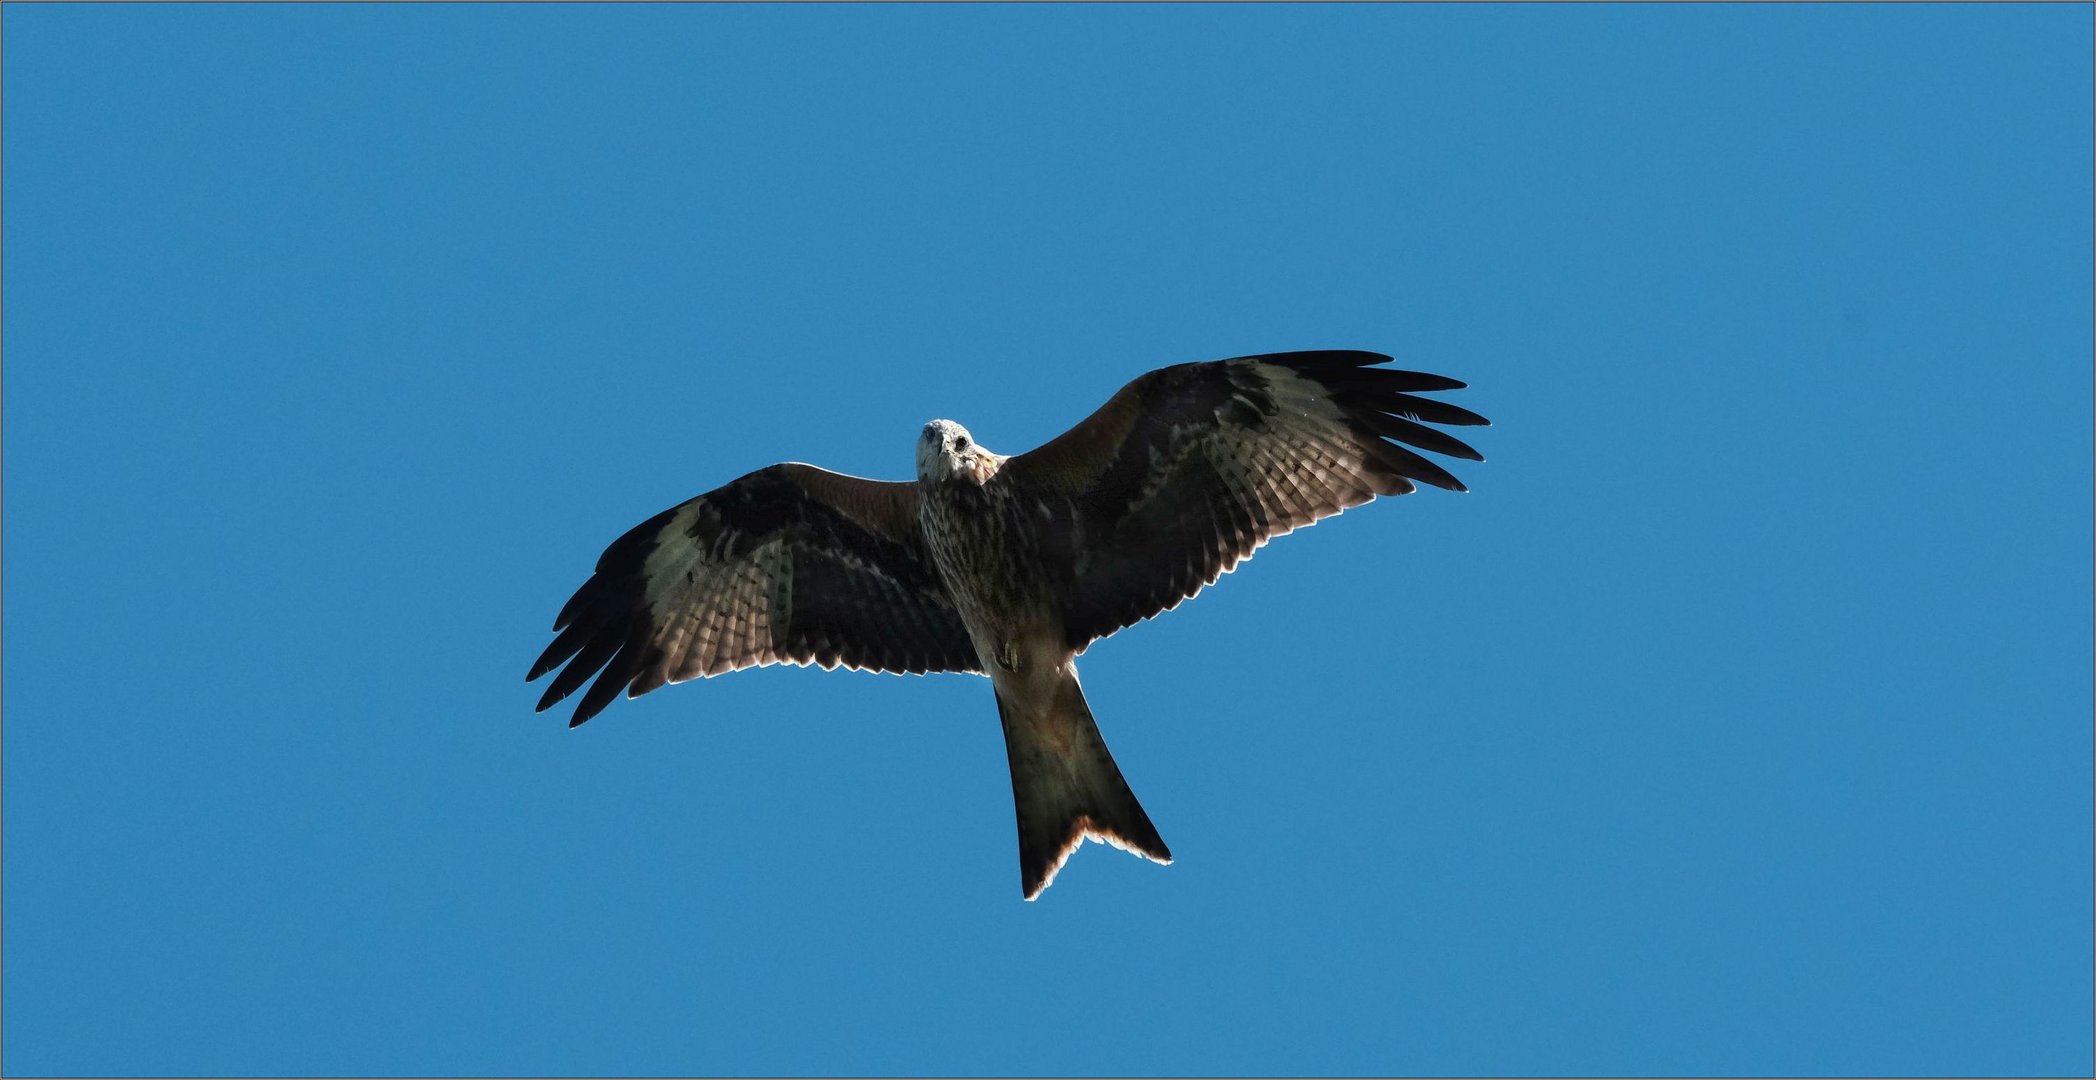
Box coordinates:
[527,350,1487,899]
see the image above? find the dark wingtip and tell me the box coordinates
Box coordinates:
[1360,412,1485,462]
[1242,349,1392,371]
[566,689,608,728]
[1383,371,1464,392]
[1366,440,1470,492]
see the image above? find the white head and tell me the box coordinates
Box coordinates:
[917,419,990,484]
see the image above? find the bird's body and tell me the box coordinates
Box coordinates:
[528,350,1487,898]
[916,421,1172,890]
[915,431,1037,655]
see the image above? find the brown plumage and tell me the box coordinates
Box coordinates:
[528,350,1488,898]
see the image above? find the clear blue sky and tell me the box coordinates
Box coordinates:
[4,4,2089,1076]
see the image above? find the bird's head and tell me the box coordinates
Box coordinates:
[918,419,997,485]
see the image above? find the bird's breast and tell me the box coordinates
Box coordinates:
[920,481,1059,644]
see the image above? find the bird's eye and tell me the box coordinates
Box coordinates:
[956,435,970,450]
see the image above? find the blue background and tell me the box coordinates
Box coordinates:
[4,4,2090,1076]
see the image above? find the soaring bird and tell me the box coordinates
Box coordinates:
[527,350,1488,899]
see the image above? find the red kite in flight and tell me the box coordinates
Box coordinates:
[528,350,1487,899]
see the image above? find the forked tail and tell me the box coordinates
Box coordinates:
[994,669,1171,899]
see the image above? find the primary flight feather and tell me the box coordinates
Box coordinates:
[528,350,1488,899]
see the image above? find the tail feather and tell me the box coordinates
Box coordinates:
[995,671,1170,900]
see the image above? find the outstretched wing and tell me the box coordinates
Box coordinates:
[1000,350,1488,651]
[528,463,981,727]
